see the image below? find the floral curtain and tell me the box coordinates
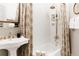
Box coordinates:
[51,3,71,56]
[61,3,71,56]
[17,3,32,56]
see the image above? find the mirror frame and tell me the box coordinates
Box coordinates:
[0,3,19,26]
[73,3,79,15]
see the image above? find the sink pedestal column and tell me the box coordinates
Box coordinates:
[8,47,18,56]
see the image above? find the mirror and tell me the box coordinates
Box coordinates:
[0,3,19,28]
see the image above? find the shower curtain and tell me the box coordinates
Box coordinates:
[17,3,32,56]
[61,3,71,56]
[51,3,71,56]
[50,3,71,56]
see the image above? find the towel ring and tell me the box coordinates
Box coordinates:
[73,3,79,15]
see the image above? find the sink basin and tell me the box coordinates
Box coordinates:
[0,36,29,56]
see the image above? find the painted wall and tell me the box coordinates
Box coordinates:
[0,3,18,19]
[33,3,53,53]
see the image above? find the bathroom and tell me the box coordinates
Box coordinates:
[0,3,78,56]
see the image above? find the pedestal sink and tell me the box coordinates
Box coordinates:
[0,36,29,56]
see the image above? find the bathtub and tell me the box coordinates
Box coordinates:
[46,48,61,56]
[33,44,61,56]
[33,48,61,56]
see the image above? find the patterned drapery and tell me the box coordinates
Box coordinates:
[61,3,71,56]
[17,3,32,56]
[50,3,71,56]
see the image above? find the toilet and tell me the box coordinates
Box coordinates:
[0,36,29,56]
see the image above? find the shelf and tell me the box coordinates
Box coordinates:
[0,19,18,24]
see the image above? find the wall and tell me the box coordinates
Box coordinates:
[33,3,53,53]
[0,3,18,19]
